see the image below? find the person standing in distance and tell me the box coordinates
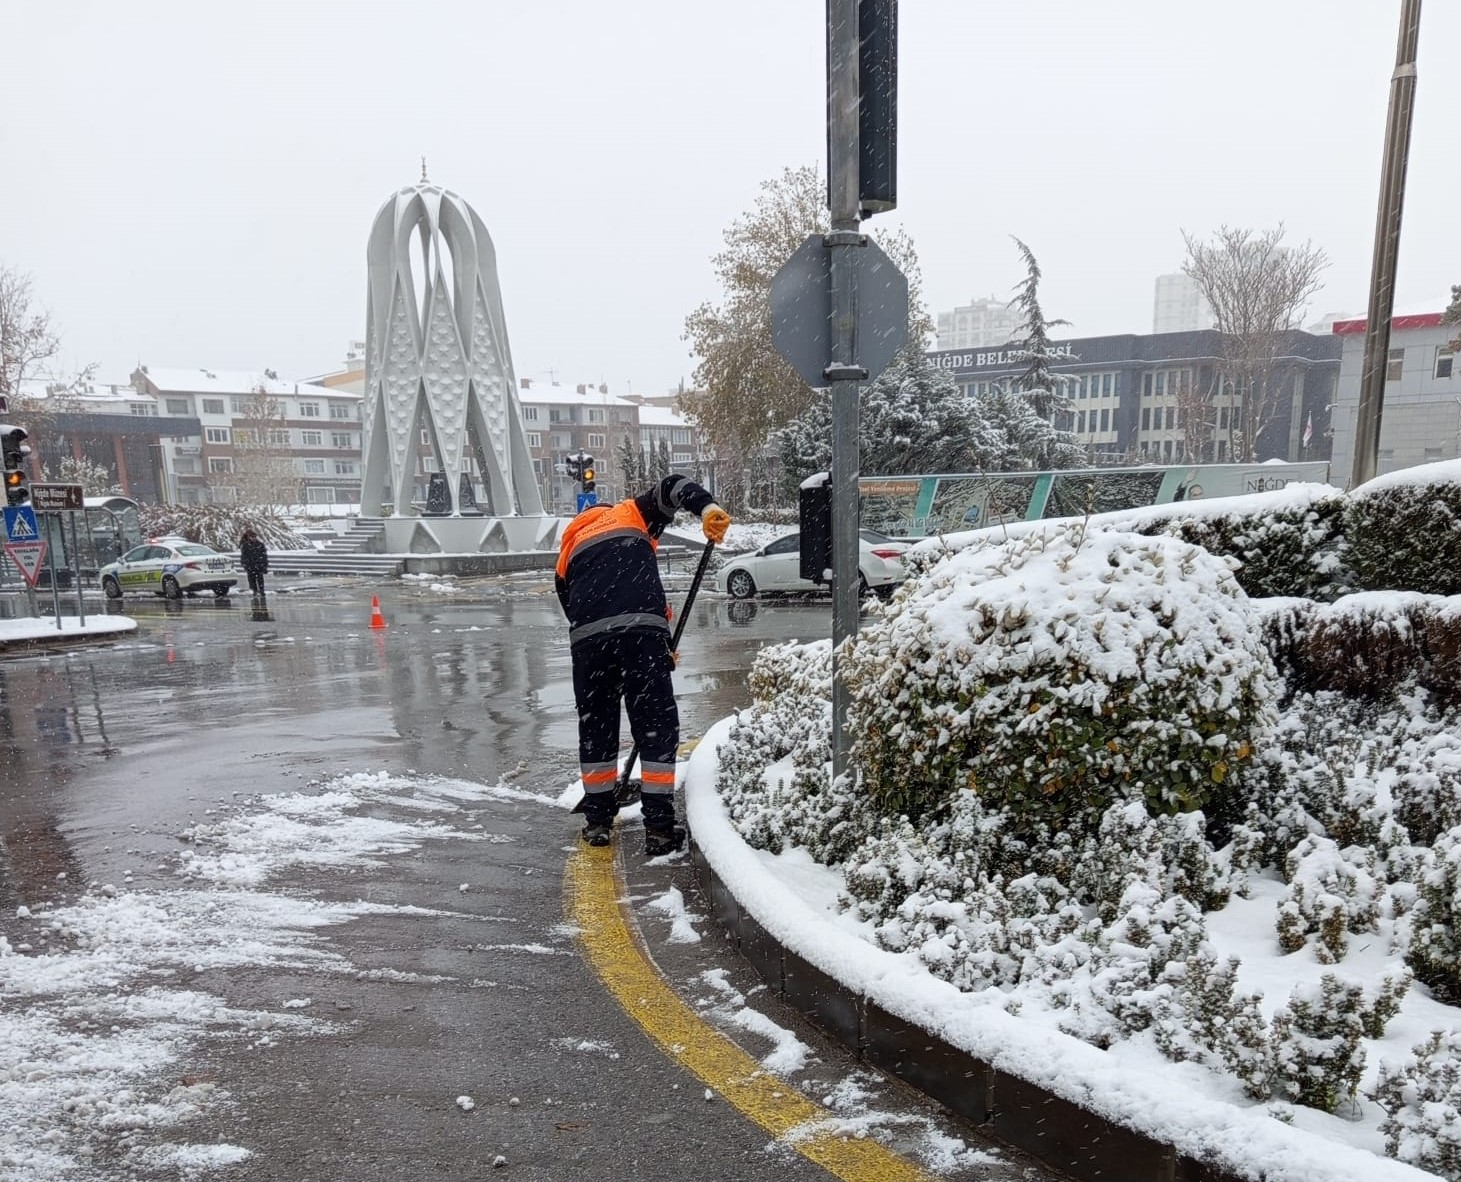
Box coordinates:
[239,527,269,597]
[556,473,730,855]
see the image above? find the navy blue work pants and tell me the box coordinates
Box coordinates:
[571,629,678,829]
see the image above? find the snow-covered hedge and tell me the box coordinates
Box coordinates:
[713,489,1461,1165]
[910,482,1352,603]
[1132,488,1350,601]
[1347,460,1461,597]
[843,524,1276,829]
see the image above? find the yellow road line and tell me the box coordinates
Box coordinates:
[565,845,939,1182]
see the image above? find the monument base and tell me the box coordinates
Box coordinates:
[376,515,562,556]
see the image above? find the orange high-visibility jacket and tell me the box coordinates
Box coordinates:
[555,474,714,646]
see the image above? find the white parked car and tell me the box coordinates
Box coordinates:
[714,529,908,600]
[100,541,239,600]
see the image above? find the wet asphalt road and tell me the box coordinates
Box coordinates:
[0,574,1059,1182]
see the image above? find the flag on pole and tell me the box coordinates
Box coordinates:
[1302,412,1313,448]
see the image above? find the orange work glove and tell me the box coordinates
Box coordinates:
[702,504,731,544]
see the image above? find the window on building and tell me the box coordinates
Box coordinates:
[550,408,571,423]
[173,458,197,475]
[587,433,606,448]
[331,432,353,449]
[1216,439,1227,461]
[329,402,353,420]
[268,429,290,446]
[334,461,357,476]
[1141,407,1151,431]
[208,456,233,473]
[1165,406,1176,430]
[1141,373,1153,397]
[301,430,322,446]
[523,406,539,421]
[422,457,438,473]
[1100,409,1111,432]
[202,398,225,415]
[299,401,321,417]
[1424,447,1445,461]
[303,459,326,474]
[1103,373,1114,397]
[672,429,690,445]
[551,433,571,449]
[205,427,230,444]
[526,432,541,448]
[1219,406,1229,429]
[1436,350,1455,380]
[587,409,605,424]
[420,428,430,444]
[230,398,247,415]
[129,402,157,416]
[1386,348,1404,382]
[165,398,191,415]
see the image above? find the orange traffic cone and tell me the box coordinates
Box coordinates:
[369,594,387,630]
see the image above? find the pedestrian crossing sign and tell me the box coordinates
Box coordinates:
[3,505,39,542]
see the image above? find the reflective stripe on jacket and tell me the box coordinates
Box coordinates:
[554,475,714,646]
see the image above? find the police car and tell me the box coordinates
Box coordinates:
[99,539,239,600]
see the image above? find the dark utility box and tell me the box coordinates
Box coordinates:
[799,473,832,584]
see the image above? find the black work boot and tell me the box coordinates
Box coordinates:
[581,819,613,847]
[643,826,686,857]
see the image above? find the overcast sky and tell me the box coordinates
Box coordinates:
[2,1,1457,397]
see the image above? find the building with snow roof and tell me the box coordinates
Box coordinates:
[1327,304,1461,484]
[12,376,194,503]
[130,366,364,506]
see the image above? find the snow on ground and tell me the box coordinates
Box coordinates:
[3,763,1002,1180]
[722,521,796,553]
[0,614,138,645]
[0,771,549,1180]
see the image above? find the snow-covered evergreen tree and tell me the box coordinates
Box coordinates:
[1004,238,1086,470]
[779,350,981,486]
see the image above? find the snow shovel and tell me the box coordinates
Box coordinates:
[572,538,717,814]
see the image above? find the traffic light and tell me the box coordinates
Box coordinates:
[565,454,581,481]
[1,425,30,507]
[581,459,595,494]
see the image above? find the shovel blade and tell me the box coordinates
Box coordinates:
[570,780,642,814]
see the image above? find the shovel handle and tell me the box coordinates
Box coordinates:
[618,538,717,793]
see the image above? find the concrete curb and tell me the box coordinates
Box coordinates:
[689,840,1248,1182]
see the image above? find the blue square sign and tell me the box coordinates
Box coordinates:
[3,505,39,542]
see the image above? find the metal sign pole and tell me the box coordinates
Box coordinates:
[826,0,864,789]
[68,511,86,625]
[46,513,62,629]
[1351,0,1422,489]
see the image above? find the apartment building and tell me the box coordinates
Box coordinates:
[131,367,364,505]
[516,380,642,514]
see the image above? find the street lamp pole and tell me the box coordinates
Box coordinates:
[1351,0,1423,489]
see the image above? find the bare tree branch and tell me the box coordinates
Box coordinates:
[0,264,62,404]
[681,165,930,508]
[1180,226,1328,462]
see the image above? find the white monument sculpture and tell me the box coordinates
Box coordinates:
[361,176,553,553]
